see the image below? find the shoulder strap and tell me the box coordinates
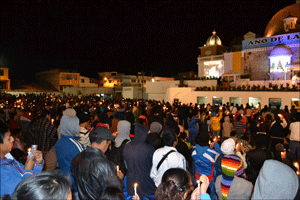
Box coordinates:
[157,150,176,171]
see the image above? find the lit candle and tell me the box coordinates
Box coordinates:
[134,183,138,195]
[294,162,299,170]
[197,180,201,194]
[27,148,31,157]
[116,165,119,172]
[51,118,54,125]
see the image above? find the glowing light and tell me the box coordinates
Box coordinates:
[269,55,291,73]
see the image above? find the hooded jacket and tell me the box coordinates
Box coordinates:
[123,124,156,197]
[115,120,131,148]
[252,160,299,199]
[222,115,234,138]
[106,120,131,175]
[55,115,84,176]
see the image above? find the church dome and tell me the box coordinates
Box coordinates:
[270,43,294,56]
[264,3,300,37]
[206,30,222,46]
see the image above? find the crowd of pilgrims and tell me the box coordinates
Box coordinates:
[0,93,299,200]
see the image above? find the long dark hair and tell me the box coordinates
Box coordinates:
[155,168,192,200]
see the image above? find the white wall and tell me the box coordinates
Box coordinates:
[166,87,300,108]
[63,87,113,95]
[122,87,133,99]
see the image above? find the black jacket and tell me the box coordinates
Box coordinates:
[71,146,123,200]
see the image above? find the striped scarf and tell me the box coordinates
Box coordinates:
[221,155,244,200]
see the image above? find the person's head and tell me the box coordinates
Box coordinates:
[252,160,298,200]
[275,115,281,123]
[78,111,90,128]
[221,138,235,155]
[0,119,14,157]
[99,186,124,200]
[162,129,178,147]
[146,132,163,149]
[155,168,192,200]
[195,132,209,146]
[150,122,163,134]
[13,172,72,200]
[230,131,237,138]
[236,114,242,121]
[89,126,114,153]
[60,115,80,137]
[255,133,268,148]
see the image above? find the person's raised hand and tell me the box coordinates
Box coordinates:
[33,150,43,164]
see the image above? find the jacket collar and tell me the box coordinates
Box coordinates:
[61,135,81,140]
[86,146,106,157]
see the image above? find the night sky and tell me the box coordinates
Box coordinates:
[1,0,297,84]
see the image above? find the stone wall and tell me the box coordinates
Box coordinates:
[243,50,270,80]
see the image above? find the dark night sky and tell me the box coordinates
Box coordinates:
[1,0,297,83]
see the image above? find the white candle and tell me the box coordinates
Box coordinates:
[116,165,119,172]
[134,183,138,195]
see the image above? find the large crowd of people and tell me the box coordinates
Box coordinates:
[0,92,299,200]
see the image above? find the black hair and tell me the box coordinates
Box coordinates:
[11,129,21,137]
[162,129,177,147]
[155,168,192,200]
[13,172,71,200]
[99,186,124,200]
[146,132,163,150]
[89,127,111,145]
[0,118,9,144]
[230,131,237,137]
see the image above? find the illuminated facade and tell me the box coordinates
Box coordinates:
[198,30,228,78]
[242,2,300,81]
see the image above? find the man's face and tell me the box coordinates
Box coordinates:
[0,131,14,155]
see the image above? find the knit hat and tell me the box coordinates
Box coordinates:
[221,138,236,155]
[252,160,299,200]
[149,122,163,134]
[221,155,244,200]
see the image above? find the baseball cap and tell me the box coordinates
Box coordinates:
[90,126,114,141]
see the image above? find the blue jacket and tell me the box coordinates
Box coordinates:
[191,143,221,199]
[0,153,43,196]
[55,135,84,176]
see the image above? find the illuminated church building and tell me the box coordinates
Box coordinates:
[198,1,300,82]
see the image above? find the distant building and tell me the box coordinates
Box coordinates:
[0,68,10,90]
[36,69,80,91]
[98,72,124,88]
[79,76,98,88]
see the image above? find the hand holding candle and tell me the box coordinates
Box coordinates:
[197,179,201,194]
